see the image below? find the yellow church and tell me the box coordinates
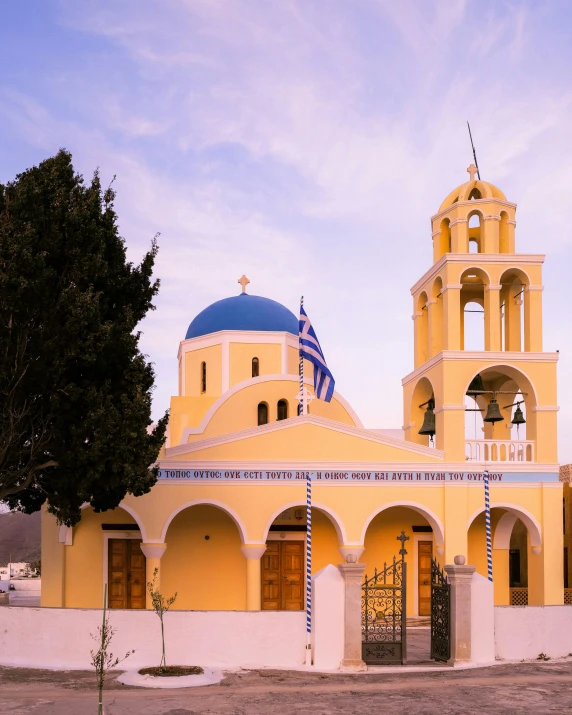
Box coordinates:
[42,165,563,624]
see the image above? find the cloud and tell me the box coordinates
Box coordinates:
[3,0,572,462]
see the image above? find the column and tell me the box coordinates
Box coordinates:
[426,299,438,357]
[445,556,476,664]
[338,561,367,669]
[241,544,267,611]
[443,486,469,564]
[432,229,442,263]
[450,218,468,253]
[528,485,564,605]
[524,286,543,352]
[441,284,462,350]
[484,284,502,351]
[42,508,66,607]
[483,215,500,253]
[507,219,516,253]
[492,548,510,605]
[140,543,167,609]
[435,406,466,461]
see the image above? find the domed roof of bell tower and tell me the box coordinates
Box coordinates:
[438,163,506,213]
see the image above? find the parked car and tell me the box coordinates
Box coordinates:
[8,584,15,591]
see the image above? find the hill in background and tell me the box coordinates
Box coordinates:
[0,511,41,565]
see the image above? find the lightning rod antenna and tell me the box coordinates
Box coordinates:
[467,121,481,180]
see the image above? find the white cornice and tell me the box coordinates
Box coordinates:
[410,254,546,296]
[177,330,298,360]
[431,198,517,224]
[402,350,559,387]
[166,414,444,460]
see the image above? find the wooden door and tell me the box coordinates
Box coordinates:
[281,542,304,610]
[261,542,281,610]
[418,541,432,616]
[128,540,146,609]
[261,541,304,611]
[108,539,146,609]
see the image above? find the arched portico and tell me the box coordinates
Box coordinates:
[468,503,545,606]
[360,502,445,618]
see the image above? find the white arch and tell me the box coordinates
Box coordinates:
[498,266,532,287]
[58,501,148,545]
[262,500,347,545]
[359,501,445,548]
[493,511,518,550]
[159,499,248,544]
[461,363,539,406]
[458,265,492,286]
[467,503,542,548]
[178,374,363,445]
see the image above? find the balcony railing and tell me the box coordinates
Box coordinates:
[466,439,535,463]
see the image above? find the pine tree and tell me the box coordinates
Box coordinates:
[0,150,167,525]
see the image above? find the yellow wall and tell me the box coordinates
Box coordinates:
[229,342,282,386]
[64,507,137,608]
[182,383,356,442]
[41,508,65,607]
[363,507,432,615]
[184,344,222,397]
[161,505,246,610]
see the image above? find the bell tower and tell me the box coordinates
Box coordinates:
[402,166,558,465]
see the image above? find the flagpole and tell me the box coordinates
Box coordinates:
[300,296,312,666]
[484,467,493,582]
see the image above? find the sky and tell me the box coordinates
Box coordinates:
[1,0,571,463]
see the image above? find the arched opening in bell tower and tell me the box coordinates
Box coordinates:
[500,268,529,352]
[467,210,483,253]
[438,218,451,257]
[460,268,488,351]
[409,377,436,448]
[463,366,536,463]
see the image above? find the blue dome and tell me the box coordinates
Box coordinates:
[186,293,298,339]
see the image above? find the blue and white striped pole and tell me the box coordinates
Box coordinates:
[484,468,493,582]
[300,296,312,665]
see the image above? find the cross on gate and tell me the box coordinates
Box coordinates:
[238,274,250,294]
[397,530,410,556]
[467,163,478,182]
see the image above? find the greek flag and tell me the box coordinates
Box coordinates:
[299,305,335,402]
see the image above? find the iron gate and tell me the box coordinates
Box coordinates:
[361,533,408,665]
[430,558,450,662]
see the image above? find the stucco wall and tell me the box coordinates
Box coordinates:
[495,606,572,660]
[0,607,306,670]
[162,504,247,610]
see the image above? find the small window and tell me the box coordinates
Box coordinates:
[277,399,288,420]
[201,361,207,393]
[252,357,259,378]
[258,402,268,426]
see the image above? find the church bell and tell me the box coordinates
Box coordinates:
[418,398,436,437]
[511,403,526,426]
[466,373,485,396]
[483,397,504,424]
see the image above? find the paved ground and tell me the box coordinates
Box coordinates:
[1,661,572,714]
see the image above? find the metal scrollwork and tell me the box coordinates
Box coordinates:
[430,558,451,662]
[361,547,407,665]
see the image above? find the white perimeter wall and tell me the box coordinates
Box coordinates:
[495,606,572,660]
[0,607,306,670]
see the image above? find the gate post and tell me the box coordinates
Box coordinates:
[444,555,476,665]
[338,561,367,669]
